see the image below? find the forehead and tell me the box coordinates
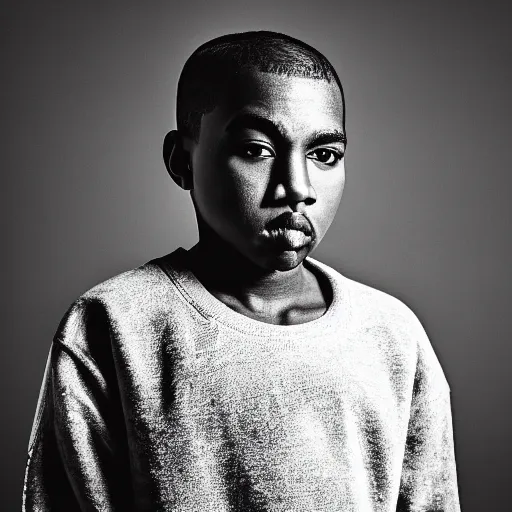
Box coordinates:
[199,70,344,141]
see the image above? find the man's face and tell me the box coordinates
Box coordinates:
[188,69,346,271]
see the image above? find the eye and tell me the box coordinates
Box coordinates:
[239,143,274,159]
[307,148,343,166]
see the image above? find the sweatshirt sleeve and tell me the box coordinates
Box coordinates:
[396,315,461,511]
[22,299,132,511]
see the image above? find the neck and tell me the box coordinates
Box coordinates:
[186,215,330,325]
[188,237,309,305]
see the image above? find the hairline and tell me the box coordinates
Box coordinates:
[189,70,345,142]
[176,32,346,141]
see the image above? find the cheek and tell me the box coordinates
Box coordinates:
[330,172,346,210]
[315,165,345,205]
[311,166,346,230]
[228,160,270,206]
[193,153,269,226]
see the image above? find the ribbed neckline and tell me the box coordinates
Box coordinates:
[154,247,351,338]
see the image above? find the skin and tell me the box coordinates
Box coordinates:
[164,68,346,325]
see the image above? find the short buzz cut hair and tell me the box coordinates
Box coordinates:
[176,31,345,141]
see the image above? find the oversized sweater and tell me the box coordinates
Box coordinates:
[23,248,460,511]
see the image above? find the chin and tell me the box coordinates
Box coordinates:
[265,248,310,272]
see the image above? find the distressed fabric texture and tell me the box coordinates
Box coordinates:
[23,248,460,511]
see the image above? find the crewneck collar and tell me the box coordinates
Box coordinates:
[155,247,351,338]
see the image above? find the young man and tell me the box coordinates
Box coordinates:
[23,31,461,511]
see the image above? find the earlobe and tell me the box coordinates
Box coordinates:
[163,130,193,190]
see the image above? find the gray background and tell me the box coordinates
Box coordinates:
[3,1,510,510]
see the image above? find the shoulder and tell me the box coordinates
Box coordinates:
[52,252,200,363]
[55,253,187,340]
[311,257,419,327]
[312,258,449,390]
[347,275,422,330]
[74,248,197,315]
[348,277,450,392]
[52,259,167,343]
[80,259,168,305]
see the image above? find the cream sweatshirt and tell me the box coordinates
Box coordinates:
[23,248,460,511]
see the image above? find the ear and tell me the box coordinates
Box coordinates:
[163,130,193,190]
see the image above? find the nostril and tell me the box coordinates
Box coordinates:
[307,184,317,203]
[279,180,316,206]
[292,181,316,205]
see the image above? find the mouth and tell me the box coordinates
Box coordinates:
[261,212,315,250]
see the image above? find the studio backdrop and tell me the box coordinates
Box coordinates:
[2,1,511,510]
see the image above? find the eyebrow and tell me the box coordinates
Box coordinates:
[225,112,347,148]
[305,130,347,149]
[225,113,287,141]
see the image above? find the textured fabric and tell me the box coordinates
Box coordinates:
[23,248,460,511]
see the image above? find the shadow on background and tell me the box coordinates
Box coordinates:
[2,1,511,510]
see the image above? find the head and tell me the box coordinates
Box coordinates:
[164,31,346,271]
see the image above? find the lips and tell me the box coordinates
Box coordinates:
[265,212,313,236]
[262,212,315,250]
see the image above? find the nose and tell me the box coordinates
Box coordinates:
[274,153,317,208]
